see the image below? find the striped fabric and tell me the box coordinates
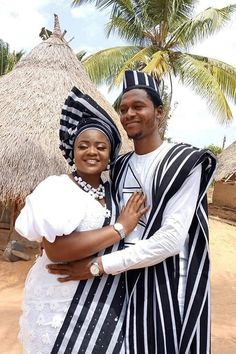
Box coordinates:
[111,143,216,354]
[51,182,126,354]
[59,86,121,166]
[123,70,163,106]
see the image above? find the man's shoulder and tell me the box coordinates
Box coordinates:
[166,142,207,156]
[115,151,134,164]
[164,142,217,174]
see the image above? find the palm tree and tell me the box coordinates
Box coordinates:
[0,39,24,76]
[72,0,236,126]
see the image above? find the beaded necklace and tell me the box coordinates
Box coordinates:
[72,171,105,200]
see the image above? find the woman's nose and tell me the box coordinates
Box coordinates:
[87,146,97,155]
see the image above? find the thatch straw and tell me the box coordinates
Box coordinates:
[0,14,132,202]
[214,140,236,181]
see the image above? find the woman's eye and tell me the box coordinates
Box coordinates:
[78,145,88,150]
[97,146,106,151]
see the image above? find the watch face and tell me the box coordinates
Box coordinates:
[114,223,126,239]
[90,263,100,276]
[114,223,123,232]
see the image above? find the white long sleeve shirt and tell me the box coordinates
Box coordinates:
[102,143,202,317]
[102,166,201,273]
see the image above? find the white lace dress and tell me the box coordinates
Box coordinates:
[15,175,110,354]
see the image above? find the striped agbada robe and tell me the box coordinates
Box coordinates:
[111,143,216,354]
[51,182,127,354]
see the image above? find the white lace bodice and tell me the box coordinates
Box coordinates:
[16,174,110,354]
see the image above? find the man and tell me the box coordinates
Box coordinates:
[48,70,216,354]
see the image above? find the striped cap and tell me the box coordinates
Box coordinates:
[60,87,121,166]
[123,70,163,105]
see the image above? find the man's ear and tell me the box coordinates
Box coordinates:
[155,105,163,120]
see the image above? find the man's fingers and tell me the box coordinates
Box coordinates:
[47,264,68,270]
[58,276,72,282]
[48,269,70,275]
[47,265,70,275]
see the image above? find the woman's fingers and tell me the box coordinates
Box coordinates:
[126,192,147,212]
[139,206,150,216]
[127,191,141,202]
[126,191,144,206]
[135,195,147,210]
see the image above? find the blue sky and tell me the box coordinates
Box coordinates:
[0,0,236,148]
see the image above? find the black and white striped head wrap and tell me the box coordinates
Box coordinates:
[59,86,122,166]
[123,70,163,106]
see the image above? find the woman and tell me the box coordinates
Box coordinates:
[15,87,147,354]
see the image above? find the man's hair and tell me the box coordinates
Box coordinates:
[144,89,163,108]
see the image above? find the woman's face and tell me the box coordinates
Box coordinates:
[73,129,111,179]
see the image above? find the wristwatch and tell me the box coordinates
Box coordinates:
[113,222,126,239]
[90,258,102,277]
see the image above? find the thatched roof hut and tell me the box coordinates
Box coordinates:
[214,141,236,182]
[0,14,131,204]
[212,141,236,213]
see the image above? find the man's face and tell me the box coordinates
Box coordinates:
[119,89,161,140]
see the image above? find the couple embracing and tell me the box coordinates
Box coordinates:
[16,70,216,354]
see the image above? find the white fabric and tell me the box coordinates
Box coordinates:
[15,175,109,354]
[102,143,201,318]
[15,175,109,243]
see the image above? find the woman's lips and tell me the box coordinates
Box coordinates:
[85,159,99,165]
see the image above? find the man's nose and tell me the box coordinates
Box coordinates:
[126,107,136,117]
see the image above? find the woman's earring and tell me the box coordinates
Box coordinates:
[72,158,76,171]
[106,161,110,171]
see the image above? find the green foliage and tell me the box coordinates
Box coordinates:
[72,0,236,124]
[164,137,173,143]
[76,50,87,61]
[0,39,24,76]
[0,39,9,76]
[204,144,223,155]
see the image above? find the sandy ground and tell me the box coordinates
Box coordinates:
[0,218,235,354]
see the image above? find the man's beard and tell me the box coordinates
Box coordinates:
[127,131,143,140]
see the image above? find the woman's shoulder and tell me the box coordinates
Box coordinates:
[28,174,79,202]
[34,174,72,190]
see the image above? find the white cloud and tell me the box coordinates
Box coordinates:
[196,0,234,12]
[167,82,236,148]
[73,45,97,56]
[0,0,235,148]
[0,0,52,51]
[71,4,96,19]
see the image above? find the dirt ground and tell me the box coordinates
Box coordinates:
[0,218,235,354]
